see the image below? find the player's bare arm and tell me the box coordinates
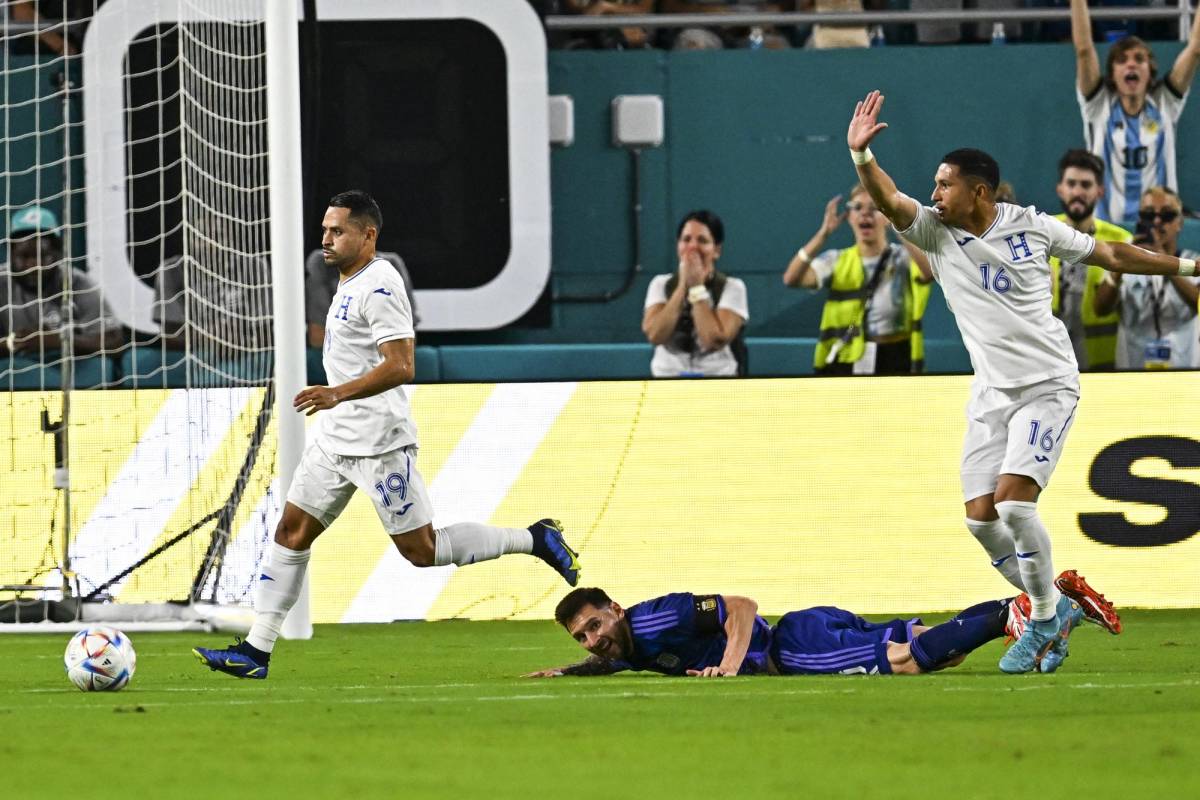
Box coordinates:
[524,654,620,678]
[904,241,934,284]
[1069,0,1101,95]
[687,594,758,678]
[293,337,414,416]
[847,91,918,231]
[783,195,844,289]
[1088,241,1199,278]
[1167,9,1200,92]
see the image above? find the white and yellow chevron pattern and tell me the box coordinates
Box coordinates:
[3,374,1198,619]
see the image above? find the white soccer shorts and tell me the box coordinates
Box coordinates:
[959,374,1080,502]
[286,440,434,535]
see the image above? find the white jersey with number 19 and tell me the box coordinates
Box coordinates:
[316,257,418,456]
[896,201,1096,388]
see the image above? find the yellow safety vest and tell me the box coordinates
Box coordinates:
[1050,216,1131,370]
[813,246,932,372]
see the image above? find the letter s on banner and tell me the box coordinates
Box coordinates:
[1079,436,1200,547]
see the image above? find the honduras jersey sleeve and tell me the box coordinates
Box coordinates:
[896,202,1094,388]
[613,593,772,676]
[315,258,418,456]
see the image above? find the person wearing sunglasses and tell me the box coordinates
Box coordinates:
[1092,187,1200,369]
[783,184,932,375]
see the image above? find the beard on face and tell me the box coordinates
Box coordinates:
[1060,197,1096,224]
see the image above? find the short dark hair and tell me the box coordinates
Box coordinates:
[676,209,724,246]
[941,148,1000,193]
[554,587,613,628]
[1058,149,1105,183]
[1105,35,1158,93]
[329,190,383,234]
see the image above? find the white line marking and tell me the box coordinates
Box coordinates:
[4,679,1195,711]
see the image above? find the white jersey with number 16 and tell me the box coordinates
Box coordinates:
[896,201,1096,389]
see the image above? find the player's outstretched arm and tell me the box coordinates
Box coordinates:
[847,91,918,232]
[1089,240,1199,278]
[1070,0,1101,95]
[524,655,622,678]
[687,594,758,678]
[1167,9,1200,92]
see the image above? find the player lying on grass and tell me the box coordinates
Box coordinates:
[526,571,1120,678]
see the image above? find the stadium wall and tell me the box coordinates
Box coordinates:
[5,373,1197,620]
[6,44,1197,350]
[545,43,1199,345]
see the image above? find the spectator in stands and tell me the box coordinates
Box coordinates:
[559,0,656,49]
[1093,187,1200,369]
[1071,0,1200,224]
[6,1,90,56]
[642,210,748,377]
[663,1,794,49]
[306,248,418,350]
[0,204,123,359]
[994,180,1017,204]
[782,186,932,375]
[798,0,869,49]
[1049,149,1131,371]
[152,220,272,372]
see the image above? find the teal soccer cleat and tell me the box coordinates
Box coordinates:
[998,612,1060,674]
[192,639,270,680]
[1038,596,1085,674]
[529,519,581,586]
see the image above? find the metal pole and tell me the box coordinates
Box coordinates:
[55,66,77,597]
[265,0,311,639]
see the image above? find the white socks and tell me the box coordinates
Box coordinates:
[433,522,533,567]
[995,500,1060,620]
[246,542,311,653]
[964,517,1026,592]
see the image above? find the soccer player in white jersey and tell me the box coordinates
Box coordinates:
[1071,0,1200,224]
[845,91,1190,673]
[194,191,582,679]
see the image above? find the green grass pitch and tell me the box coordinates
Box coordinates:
[4,609,1199,799]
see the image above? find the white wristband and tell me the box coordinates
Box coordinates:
[687,285,712,305]
[850,147,874,166]
[795,247,811,265]
[1179,257,1197,277]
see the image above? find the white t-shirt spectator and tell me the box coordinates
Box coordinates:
[1114,250,1200,369]
[643,273,749,377]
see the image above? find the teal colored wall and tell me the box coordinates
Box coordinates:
[543,42,1198,348]
[0,56,84,255]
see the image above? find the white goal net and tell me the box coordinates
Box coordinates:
[1,0,301,630]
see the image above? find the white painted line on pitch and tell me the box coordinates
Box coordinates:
[5,678,1196,711]
[341,382,579,623]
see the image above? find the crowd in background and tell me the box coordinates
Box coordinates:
[533,0,1188,50]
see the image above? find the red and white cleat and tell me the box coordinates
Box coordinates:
[1055,569,1122,635]
[1004,592,1032,645]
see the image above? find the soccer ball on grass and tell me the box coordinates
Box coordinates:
[64,626,137,691]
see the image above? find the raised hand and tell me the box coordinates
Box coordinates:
[821,194,847,235]
[848,90,889,152]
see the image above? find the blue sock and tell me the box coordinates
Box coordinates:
[910,605,1007,672]
[951,598,1011,623]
